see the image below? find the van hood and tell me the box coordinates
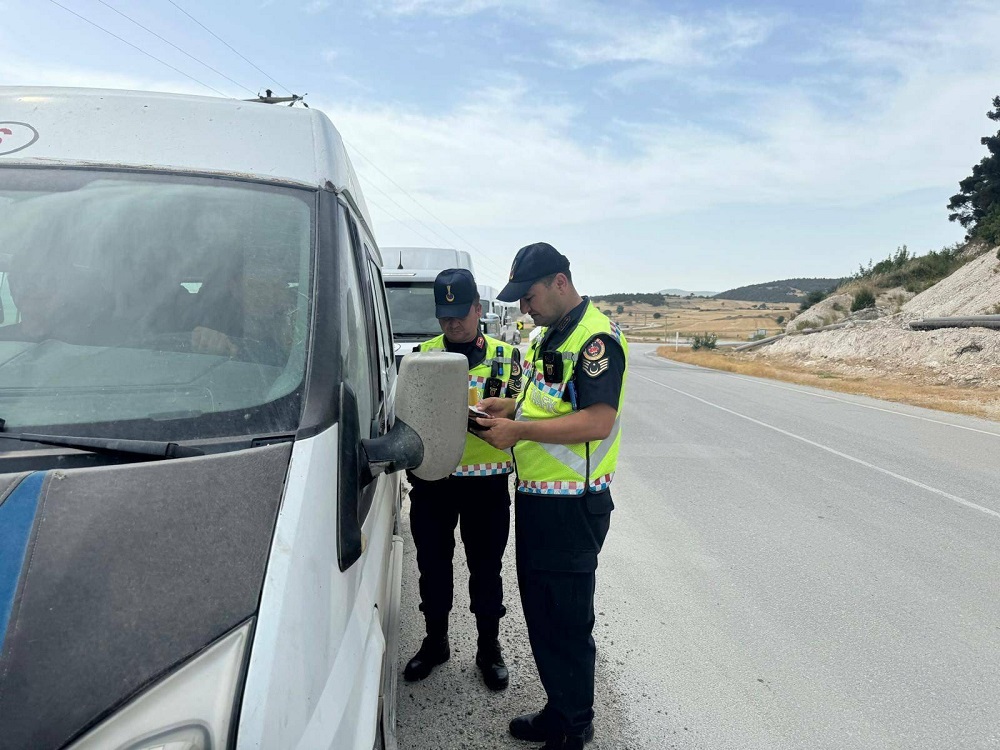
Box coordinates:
[0,442,292,750]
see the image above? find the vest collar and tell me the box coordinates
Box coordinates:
[540,297,590,352]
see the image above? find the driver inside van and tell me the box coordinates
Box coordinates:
[189,266,296,364]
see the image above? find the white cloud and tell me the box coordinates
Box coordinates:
[373,0,504,17]
[552,10,777,68]
[303,0,331,14]
[373,0,777,70]
[0,60,219,98]
[312,0,1000,242]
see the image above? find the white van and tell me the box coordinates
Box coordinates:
[0,87,467,750]
[380,247,474,357]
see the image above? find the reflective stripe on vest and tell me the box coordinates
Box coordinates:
[513,302,628,495]
[419,334,514,477]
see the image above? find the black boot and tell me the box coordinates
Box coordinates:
[541,734,586,750]
[475,637,508,690]
[475,618,509,691]
[403,617,449,682]
[510,710,594,743]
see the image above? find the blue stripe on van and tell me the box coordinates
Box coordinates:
[0,472,45,647]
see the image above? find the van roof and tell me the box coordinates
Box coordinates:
[0,86,371,228]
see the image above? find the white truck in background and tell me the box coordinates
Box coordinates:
[381,247,482,362]
[381,248,521,358]
[477,284,521,345]
[381,247,473,359]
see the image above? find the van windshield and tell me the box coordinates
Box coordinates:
[0,167,314,442]
[385,281,439,337]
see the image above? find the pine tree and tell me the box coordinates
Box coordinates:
[947,96,1000,243]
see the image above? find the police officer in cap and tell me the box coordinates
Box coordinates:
[403,268,523,690]
[475,243,628,750]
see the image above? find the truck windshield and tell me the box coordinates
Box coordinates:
[0,167,314,442]
[385,281,439,337]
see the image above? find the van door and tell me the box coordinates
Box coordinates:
[236,197,399,750]
[348,213,404,749]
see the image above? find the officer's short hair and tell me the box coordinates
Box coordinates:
[539,269,573,286]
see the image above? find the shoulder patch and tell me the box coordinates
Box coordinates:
[582,357,610,377]
[583,337,606,361]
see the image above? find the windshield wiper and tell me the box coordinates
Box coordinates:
[0,433,204,459]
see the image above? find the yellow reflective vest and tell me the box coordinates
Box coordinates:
[513,302,628,495]
[419,333,516,477]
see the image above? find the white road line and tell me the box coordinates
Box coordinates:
[632,370,1000,521]
[639,351,1000,440]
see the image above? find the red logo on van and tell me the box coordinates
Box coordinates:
[0,122,40,156]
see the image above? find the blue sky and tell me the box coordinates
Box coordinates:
[3,0,999,293]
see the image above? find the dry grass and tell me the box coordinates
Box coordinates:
[656,347,1000,422]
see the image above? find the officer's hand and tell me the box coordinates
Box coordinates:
[474,417,521,450]
[477,397,516,419]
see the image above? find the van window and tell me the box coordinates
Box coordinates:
[0,167,314,440]
[337,209,377,441]
[367,256,394,373]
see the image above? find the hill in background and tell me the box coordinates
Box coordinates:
[659,288,719,297]
[714,278,843,303]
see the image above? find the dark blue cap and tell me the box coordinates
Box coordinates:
[434,268,478,318]
[497,242,570,302]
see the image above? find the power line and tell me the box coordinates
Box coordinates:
[357,173,505,286]
[345,141,508,277]
[47,0,229,97]
[95,0,257,96]
[359,175,469,254]
[364,195,446,249]
[165,0,290,96]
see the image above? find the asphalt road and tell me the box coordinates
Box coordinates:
[397,343,1000,749]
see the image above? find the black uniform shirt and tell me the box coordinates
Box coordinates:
[538,298,625,411]
[414,334,488,369]
[445,334,488,369]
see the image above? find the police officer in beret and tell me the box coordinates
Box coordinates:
[403,268,523,691]
[475,243,628,750]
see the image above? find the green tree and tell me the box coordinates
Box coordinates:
[948,95,1000,244]
[615,304,624,314]
[799,288,827,311]
[851,286,876,311]
[691,333,718,350]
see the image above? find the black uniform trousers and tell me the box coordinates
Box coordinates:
[408,473,511,630]
[515,488,614,736]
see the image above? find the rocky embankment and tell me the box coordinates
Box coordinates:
[754,248,1000,390]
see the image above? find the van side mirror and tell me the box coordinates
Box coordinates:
[362,351,467,481]
[338,352,467,571]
